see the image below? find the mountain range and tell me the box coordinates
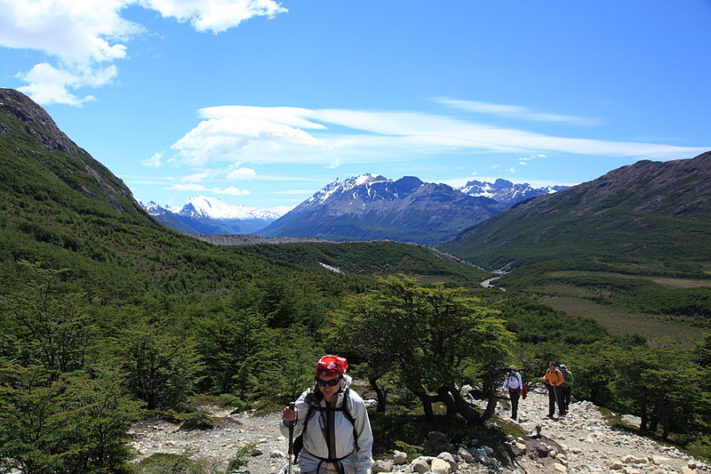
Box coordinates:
[142,197,284,235]
[143,176,566,243]
[254,174,568,245]
[255,174,505,245]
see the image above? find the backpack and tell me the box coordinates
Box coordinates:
[292,388,359,463]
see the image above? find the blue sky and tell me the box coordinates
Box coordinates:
[2,0,710,212]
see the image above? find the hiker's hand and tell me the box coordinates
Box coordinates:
[282,405,297,423]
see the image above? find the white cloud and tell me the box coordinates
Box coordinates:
[179,170,215,182]
[1,0,286,105]
[276,189,316,195]
[226,167,257,180]
[141,151,163,167]
[168,104,707,167]
[15,62,119,106]
[167,182,249,195]
[213,186,250,196]
[508,167,516,174]
[169,183,206,191]
[436,98,601,126]
[139,0,287,34]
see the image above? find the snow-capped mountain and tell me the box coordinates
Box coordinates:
[256,174,507,245]
[141,196,286,235]
[458,178,567,207]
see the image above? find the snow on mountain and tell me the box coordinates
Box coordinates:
[180,196,283,220]
[307,174,390,205]
[139,197,289,235]
[458,178,566,206]
[258,174,505,244]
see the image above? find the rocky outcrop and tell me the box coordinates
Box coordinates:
[0,88,83,154]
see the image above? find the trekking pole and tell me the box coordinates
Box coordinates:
[287,402,296,474]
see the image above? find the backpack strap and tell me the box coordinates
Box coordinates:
[294,388,360,462]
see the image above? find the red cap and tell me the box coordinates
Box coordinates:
[316,355,348,378]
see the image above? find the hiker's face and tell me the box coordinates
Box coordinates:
[317,375,340,401]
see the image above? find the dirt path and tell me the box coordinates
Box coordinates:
[130,389,710,473]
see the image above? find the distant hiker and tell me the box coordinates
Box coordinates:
[559,364,573,415]
[502,365,524,421]
[281,355,373,474]
[540,361,565,418]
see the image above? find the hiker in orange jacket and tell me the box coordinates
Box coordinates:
[541,361,565,418]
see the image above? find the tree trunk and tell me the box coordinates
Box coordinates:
[436,387,456,421]
[450,385,482,425]
[417,392,434,421]
[482,377,498,421]
[369,376,387,413]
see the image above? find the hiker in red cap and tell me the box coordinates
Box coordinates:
[280,355,373,474]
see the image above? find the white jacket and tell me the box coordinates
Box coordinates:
[280,375,373,474]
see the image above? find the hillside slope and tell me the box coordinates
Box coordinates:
[0,89,486,294]
[441,152,711,273]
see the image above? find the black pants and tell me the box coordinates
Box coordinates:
[508,388,521,419]
[547,385,563,417]
[561,385,571,413]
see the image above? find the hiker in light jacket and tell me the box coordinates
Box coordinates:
[281,355,373,474]
[502,365,523,421]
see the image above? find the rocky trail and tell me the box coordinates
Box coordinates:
[130,388,710,474]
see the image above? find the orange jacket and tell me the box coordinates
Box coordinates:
[541,368,565,386]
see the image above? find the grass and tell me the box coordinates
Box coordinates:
[538,295,704,345]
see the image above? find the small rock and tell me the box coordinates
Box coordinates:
[457,446,474,462]
[431,457,451,474]
[410,457,430,474]
[392,450,408,465]
[372,459,394,473]
[553,463,568,473]
[269,450,285,458]
[606,459,624,470]
[437,452,457,471]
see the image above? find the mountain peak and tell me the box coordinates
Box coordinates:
[0,88,82,154]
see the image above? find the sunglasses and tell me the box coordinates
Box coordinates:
[315,377,341,387]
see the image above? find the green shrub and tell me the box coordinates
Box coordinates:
[178,412,215,431]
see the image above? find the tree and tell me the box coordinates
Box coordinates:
[329,276,514,423]
[193,309,272,396]
[0,364,139,473]
[115,326,203,410]
[0,262,95,378]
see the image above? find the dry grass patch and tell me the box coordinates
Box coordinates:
[538,295,703,345]
[547,271,711,288]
